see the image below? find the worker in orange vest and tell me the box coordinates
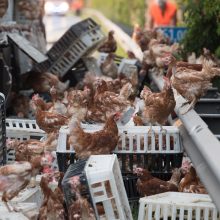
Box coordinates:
[148,0,177,29]
[71,0,84,16]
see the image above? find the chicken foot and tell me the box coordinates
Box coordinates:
[148,124,155,136]
[180,101,190,108]
[3,199,18,213]
[160,125,167,135]
[28,177,37,188]
[181,98,198,115]
[4,201,13,212]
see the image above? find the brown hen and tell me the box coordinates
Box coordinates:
[166,56,220,113]
[7,133,58,162]
[49,86,67,115]
[100,53,118,79]
[66,88,90,120]
[0,155,50,211]
[140,77,176,131]
[134,167,180,197]
[69,113,120,159]
[68,176,96,220]
[132,26,156,51]
[86,79,131,122]
[30,94,53,112]
[38,173,66,220]
[9,93,30,118]
[32,95,68,133]
[179,166,207,194]
[26,71,69,93]
[98,30,117,53]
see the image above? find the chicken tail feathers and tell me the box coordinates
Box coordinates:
[119,82,133,99]
[202,59,215,76]
[69,118,81,132]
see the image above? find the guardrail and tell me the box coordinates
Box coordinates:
[86,9,220,211]
[149,73,220,211]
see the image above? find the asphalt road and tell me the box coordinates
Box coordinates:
[43,14,81,49]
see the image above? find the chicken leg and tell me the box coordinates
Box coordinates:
[28,177,37,188]
[181,98,198,115]
[148,124,155,136]
[160,125,167,135]
[3,201,12,212]
[180,101,190,108]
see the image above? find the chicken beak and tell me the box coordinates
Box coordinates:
[115,112,121,121]
[133,167,139,174]
[133,167,143,176]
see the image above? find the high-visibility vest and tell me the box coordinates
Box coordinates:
[71,0,84,10]
[150,1,177,27]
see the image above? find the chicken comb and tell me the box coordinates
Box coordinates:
[133,167,144,174]
[163,76,169,81]
[163,76,171,86]
[114,112,121,117]
[69,176,80,186]
[32,94,40,101]
[162,52,172,58]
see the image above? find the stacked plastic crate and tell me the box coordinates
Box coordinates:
[56,124,183,206]
[115,126,183,203]
[62,154,133,220]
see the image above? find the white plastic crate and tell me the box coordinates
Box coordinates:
[57,125,182,154]
[117,58,137,76]
[85,154,132,220]
[97,52,123,67]
[0,212,29,220]
[6,118,46,163]
[0,187,43,209]
[138,192,220,220]
[6,118,45,140]
[0,202,38,220]
[97,52,108,66]
[115,126,182,153]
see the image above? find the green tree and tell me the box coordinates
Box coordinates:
[181,0,220,57]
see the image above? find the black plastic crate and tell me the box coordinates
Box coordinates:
[117,152,183,175]
[35,18,105,77]
[120,152,183,203]
[123,171,173,202]
[195,99,220,114]
[0,93,6,166]
[56,152,77,173]
[61,158,91,207]
[202,87,219,99]
[123,175,140,201]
